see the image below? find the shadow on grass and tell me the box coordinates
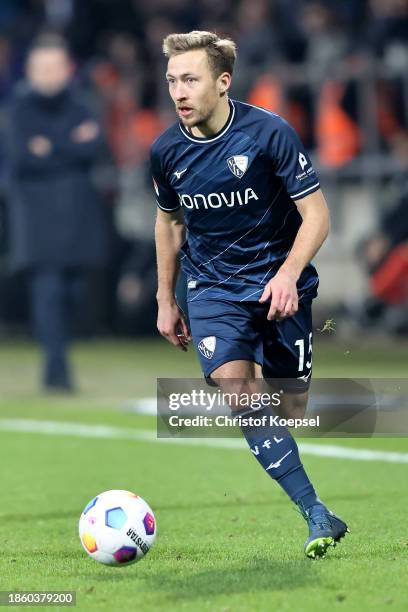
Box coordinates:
[156,561,312,597]
[83,556,316,597]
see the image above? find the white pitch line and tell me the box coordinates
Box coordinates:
[0,418,408,464]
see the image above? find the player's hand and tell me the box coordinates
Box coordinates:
[157,300,191,351]
[259,269,299,321]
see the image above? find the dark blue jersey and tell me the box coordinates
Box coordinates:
[151,99,320,302]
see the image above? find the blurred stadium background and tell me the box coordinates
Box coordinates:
[0,0,406,389]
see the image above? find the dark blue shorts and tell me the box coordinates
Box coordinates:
[188,298,314,393]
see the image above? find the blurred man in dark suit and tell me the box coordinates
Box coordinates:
[8,33,108,391]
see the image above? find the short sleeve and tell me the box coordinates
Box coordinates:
[268,118,320,200]
[150,145,180,213]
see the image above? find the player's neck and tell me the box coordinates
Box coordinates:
[190,97,231,138]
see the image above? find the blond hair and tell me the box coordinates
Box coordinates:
[163,31,237,77]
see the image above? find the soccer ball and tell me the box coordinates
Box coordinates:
[78,489,156,566]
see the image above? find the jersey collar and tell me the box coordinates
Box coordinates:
[179,99,235,143]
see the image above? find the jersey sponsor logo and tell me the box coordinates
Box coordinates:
[296,152,315,182]
[152,177,159,196]
[227,155,249,178]
[179,188,259,210]
[173,167,188,180]
[298,152,308,171]
[198,336,216,359]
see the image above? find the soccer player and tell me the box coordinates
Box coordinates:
[151,31,348,558]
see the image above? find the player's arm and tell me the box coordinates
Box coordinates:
[155,207,191,351]
[259,116,330,320]
[259,189,329,320]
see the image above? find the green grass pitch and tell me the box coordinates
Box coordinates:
[0,338,407,611]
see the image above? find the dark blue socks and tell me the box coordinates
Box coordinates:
[236,405,319,510]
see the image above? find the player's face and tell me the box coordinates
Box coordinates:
[166,50,226,128]
[27,48,72,96]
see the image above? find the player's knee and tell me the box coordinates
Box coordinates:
[212,378,257,412]
[279,392,308,419]
[210,361,259,412]
[218,380,254,412]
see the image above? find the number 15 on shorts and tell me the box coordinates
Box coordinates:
[295,332,312,372]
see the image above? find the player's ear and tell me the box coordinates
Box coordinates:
[218,72,231,96]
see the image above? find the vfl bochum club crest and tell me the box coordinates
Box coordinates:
[198,336,216,359]
[227,155,249,179]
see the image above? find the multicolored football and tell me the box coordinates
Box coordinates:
[78,489,156,566]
